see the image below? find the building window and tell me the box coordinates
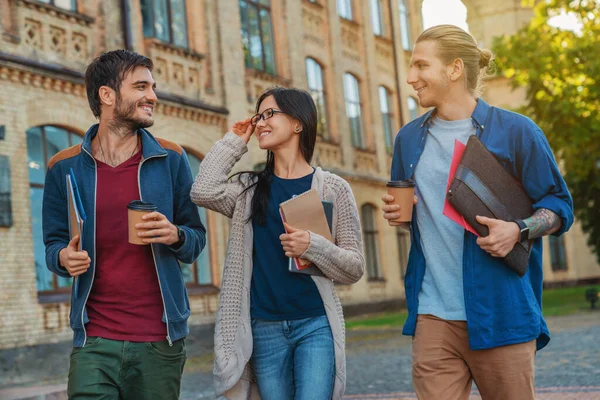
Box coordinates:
[549,235,568,271]
[407,96,419,121]
[36,0,76,11]
[180,152,213,286]
[26,126,82,292]
[362,204,382,280]
[239,0,277,74]
[337,0,353,20]
[344,73,365,149]
[370,0,384,36]
[379,86,394,153]
[396,228,409,279]
[141,0,189,48]
[399,0,412,50]
[306,58,329,140]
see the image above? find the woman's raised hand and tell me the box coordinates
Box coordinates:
[230,118,254,144]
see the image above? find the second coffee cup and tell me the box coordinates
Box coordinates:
[386,180,416,222]
[128,200,158,245]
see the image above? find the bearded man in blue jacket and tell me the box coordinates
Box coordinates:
[42,49,206,399]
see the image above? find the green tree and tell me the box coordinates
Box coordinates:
[493,0,600,263]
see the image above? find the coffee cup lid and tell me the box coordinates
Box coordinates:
[386,180,415,188]
[127,200,157,211]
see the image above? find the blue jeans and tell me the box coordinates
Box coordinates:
[251,315,335,400]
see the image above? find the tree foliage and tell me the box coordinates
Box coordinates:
[493,0,600,263]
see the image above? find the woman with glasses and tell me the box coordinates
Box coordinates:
[191,87,365,400]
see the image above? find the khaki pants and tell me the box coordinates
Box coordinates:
[412,314,536,400]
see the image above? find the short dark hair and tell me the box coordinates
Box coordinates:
[84,49,153,117]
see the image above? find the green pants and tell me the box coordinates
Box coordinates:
[68,336,187,399]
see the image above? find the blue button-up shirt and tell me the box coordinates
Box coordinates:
[392,99,574,350]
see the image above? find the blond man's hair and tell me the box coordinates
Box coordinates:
[416,24,495,97]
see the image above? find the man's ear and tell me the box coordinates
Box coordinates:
[99,86,116,108]
[449,58,464,82]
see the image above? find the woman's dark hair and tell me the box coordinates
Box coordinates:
[84,49,153,118]
[236,87,318,225]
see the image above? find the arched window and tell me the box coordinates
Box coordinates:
[378,86,394,153]
[361,204,382,280]
[181,152,212,285]
[407,96,419,121]
[343,73,365,149]
[306,58,329,140]
[239,0,277,74]
[27,126,82,292]
[141,0,188,48]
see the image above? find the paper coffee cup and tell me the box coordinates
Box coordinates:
[127,200,158,245]
[386,180,416,222]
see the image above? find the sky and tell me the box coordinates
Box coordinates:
[421,0,583,34]
[421,0,469,31]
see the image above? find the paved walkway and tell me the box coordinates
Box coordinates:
[1,312,598,400]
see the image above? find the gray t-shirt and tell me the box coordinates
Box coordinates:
[415,116,475,321]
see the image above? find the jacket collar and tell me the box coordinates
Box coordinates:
[81,124,168,162]
[419,98,490,130]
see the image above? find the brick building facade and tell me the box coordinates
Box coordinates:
[0,0,423,349]
[1,0,597,351]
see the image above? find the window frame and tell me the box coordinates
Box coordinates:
[549,235,568,271]
[378,86,394,153]
[181,149,216,290]
[337,0,353,20]
[344,73,366,149]
[370,0,384,36]
[396,228,409,280]
[36,0,77,12]
[27,125,82,296]
[306,57,330,141]
[399,0,412,51]
[407,96,419,121]
[239,0,277,74]
[141,0,189,48]
[361,204,383,280]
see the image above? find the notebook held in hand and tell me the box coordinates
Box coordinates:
[280,189,334,276]
[446,135,533,277]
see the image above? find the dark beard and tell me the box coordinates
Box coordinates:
[112,94,154,132]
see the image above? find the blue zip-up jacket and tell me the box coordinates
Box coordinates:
[42,124,206,347]
[392,99,574,351]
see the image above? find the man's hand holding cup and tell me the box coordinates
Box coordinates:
[382,180,418,230]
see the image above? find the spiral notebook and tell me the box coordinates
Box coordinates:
[280,189,334,274]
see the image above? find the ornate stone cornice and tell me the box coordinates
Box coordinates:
[148,39,205,63]
[0,61,228,127]
[245,68,292,87]
[18,0,95,27]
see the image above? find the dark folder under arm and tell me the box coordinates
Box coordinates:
[446,135,534,277]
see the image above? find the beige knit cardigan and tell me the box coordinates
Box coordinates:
[190,132,365,400]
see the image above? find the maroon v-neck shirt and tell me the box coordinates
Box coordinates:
[85,151,166,342]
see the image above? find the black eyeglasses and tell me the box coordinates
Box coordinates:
[250,108,286,126]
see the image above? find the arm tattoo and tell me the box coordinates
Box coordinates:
[523,208,562,239]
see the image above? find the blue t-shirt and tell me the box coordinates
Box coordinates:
[415,116,475,321]
[251,169,326,320]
